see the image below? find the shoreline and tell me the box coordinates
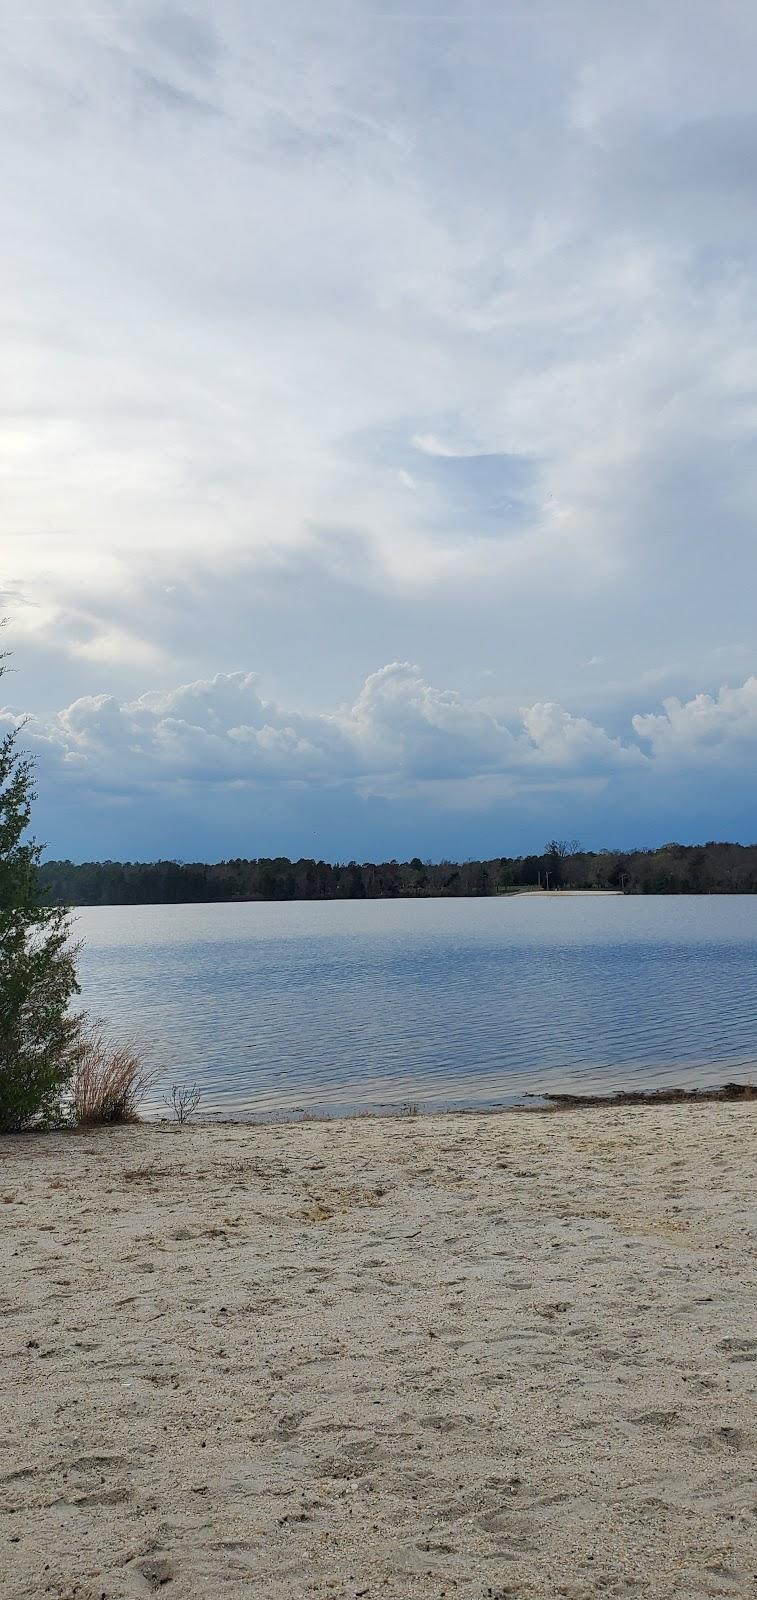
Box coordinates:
[149,1080,756,1130]
[8,1083,753,1141]
[3,1100,756,1598]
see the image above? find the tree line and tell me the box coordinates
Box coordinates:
[38,838,757,904]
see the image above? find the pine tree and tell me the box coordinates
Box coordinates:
[0,659,81,1130]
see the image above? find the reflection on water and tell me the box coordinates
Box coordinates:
[73,896,757,1116]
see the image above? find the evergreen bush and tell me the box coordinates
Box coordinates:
[0,657,82,1130]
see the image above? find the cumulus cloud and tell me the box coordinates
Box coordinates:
[41,673,353,786]
[4,662,654,809]
[9,662,757,856]
[19,662,757,810]
[349,664,515,779]
[633,677,757,761]
[521,702,644,773]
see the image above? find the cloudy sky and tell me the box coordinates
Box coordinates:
[3,0,757,861]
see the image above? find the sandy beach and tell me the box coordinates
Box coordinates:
[1,1104,756,1600]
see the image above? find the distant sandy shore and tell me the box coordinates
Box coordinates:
[505,888,624,896]
[2,1104,756,1599]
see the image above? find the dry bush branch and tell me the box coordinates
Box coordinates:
[164,1084,202,1124]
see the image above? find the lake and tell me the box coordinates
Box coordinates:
[73,895,757,1117]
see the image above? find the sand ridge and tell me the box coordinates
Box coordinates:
[1,1104,756,1599]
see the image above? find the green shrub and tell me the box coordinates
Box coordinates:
[0,655,82,1131]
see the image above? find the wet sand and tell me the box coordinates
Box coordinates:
[1,1103,756,1599]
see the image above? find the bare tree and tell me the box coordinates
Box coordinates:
[544,839,583,889]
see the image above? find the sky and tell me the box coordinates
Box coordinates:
[2,0,757,862]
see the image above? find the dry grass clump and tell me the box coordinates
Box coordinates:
[72,1025,156,1126]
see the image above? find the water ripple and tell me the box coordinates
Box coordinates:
[73,896,757,1116]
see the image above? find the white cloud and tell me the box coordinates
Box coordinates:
[5,661,651,808]
[18,663,757,807]
[633,677,757,761]
[411,433,490,460]
[44,672,353,785]
[8,661,757,854]
[521,701,644,773]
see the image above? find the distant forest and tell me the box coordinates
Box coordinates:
[39,840,757,904]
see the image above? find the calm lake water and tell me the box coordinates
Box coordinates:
[74,896,757,1117]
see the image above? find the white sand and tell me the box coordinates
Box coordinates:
[1,1104,756,1599]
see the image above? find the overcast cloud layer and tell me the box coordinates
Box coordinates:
[3,1,757,858]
